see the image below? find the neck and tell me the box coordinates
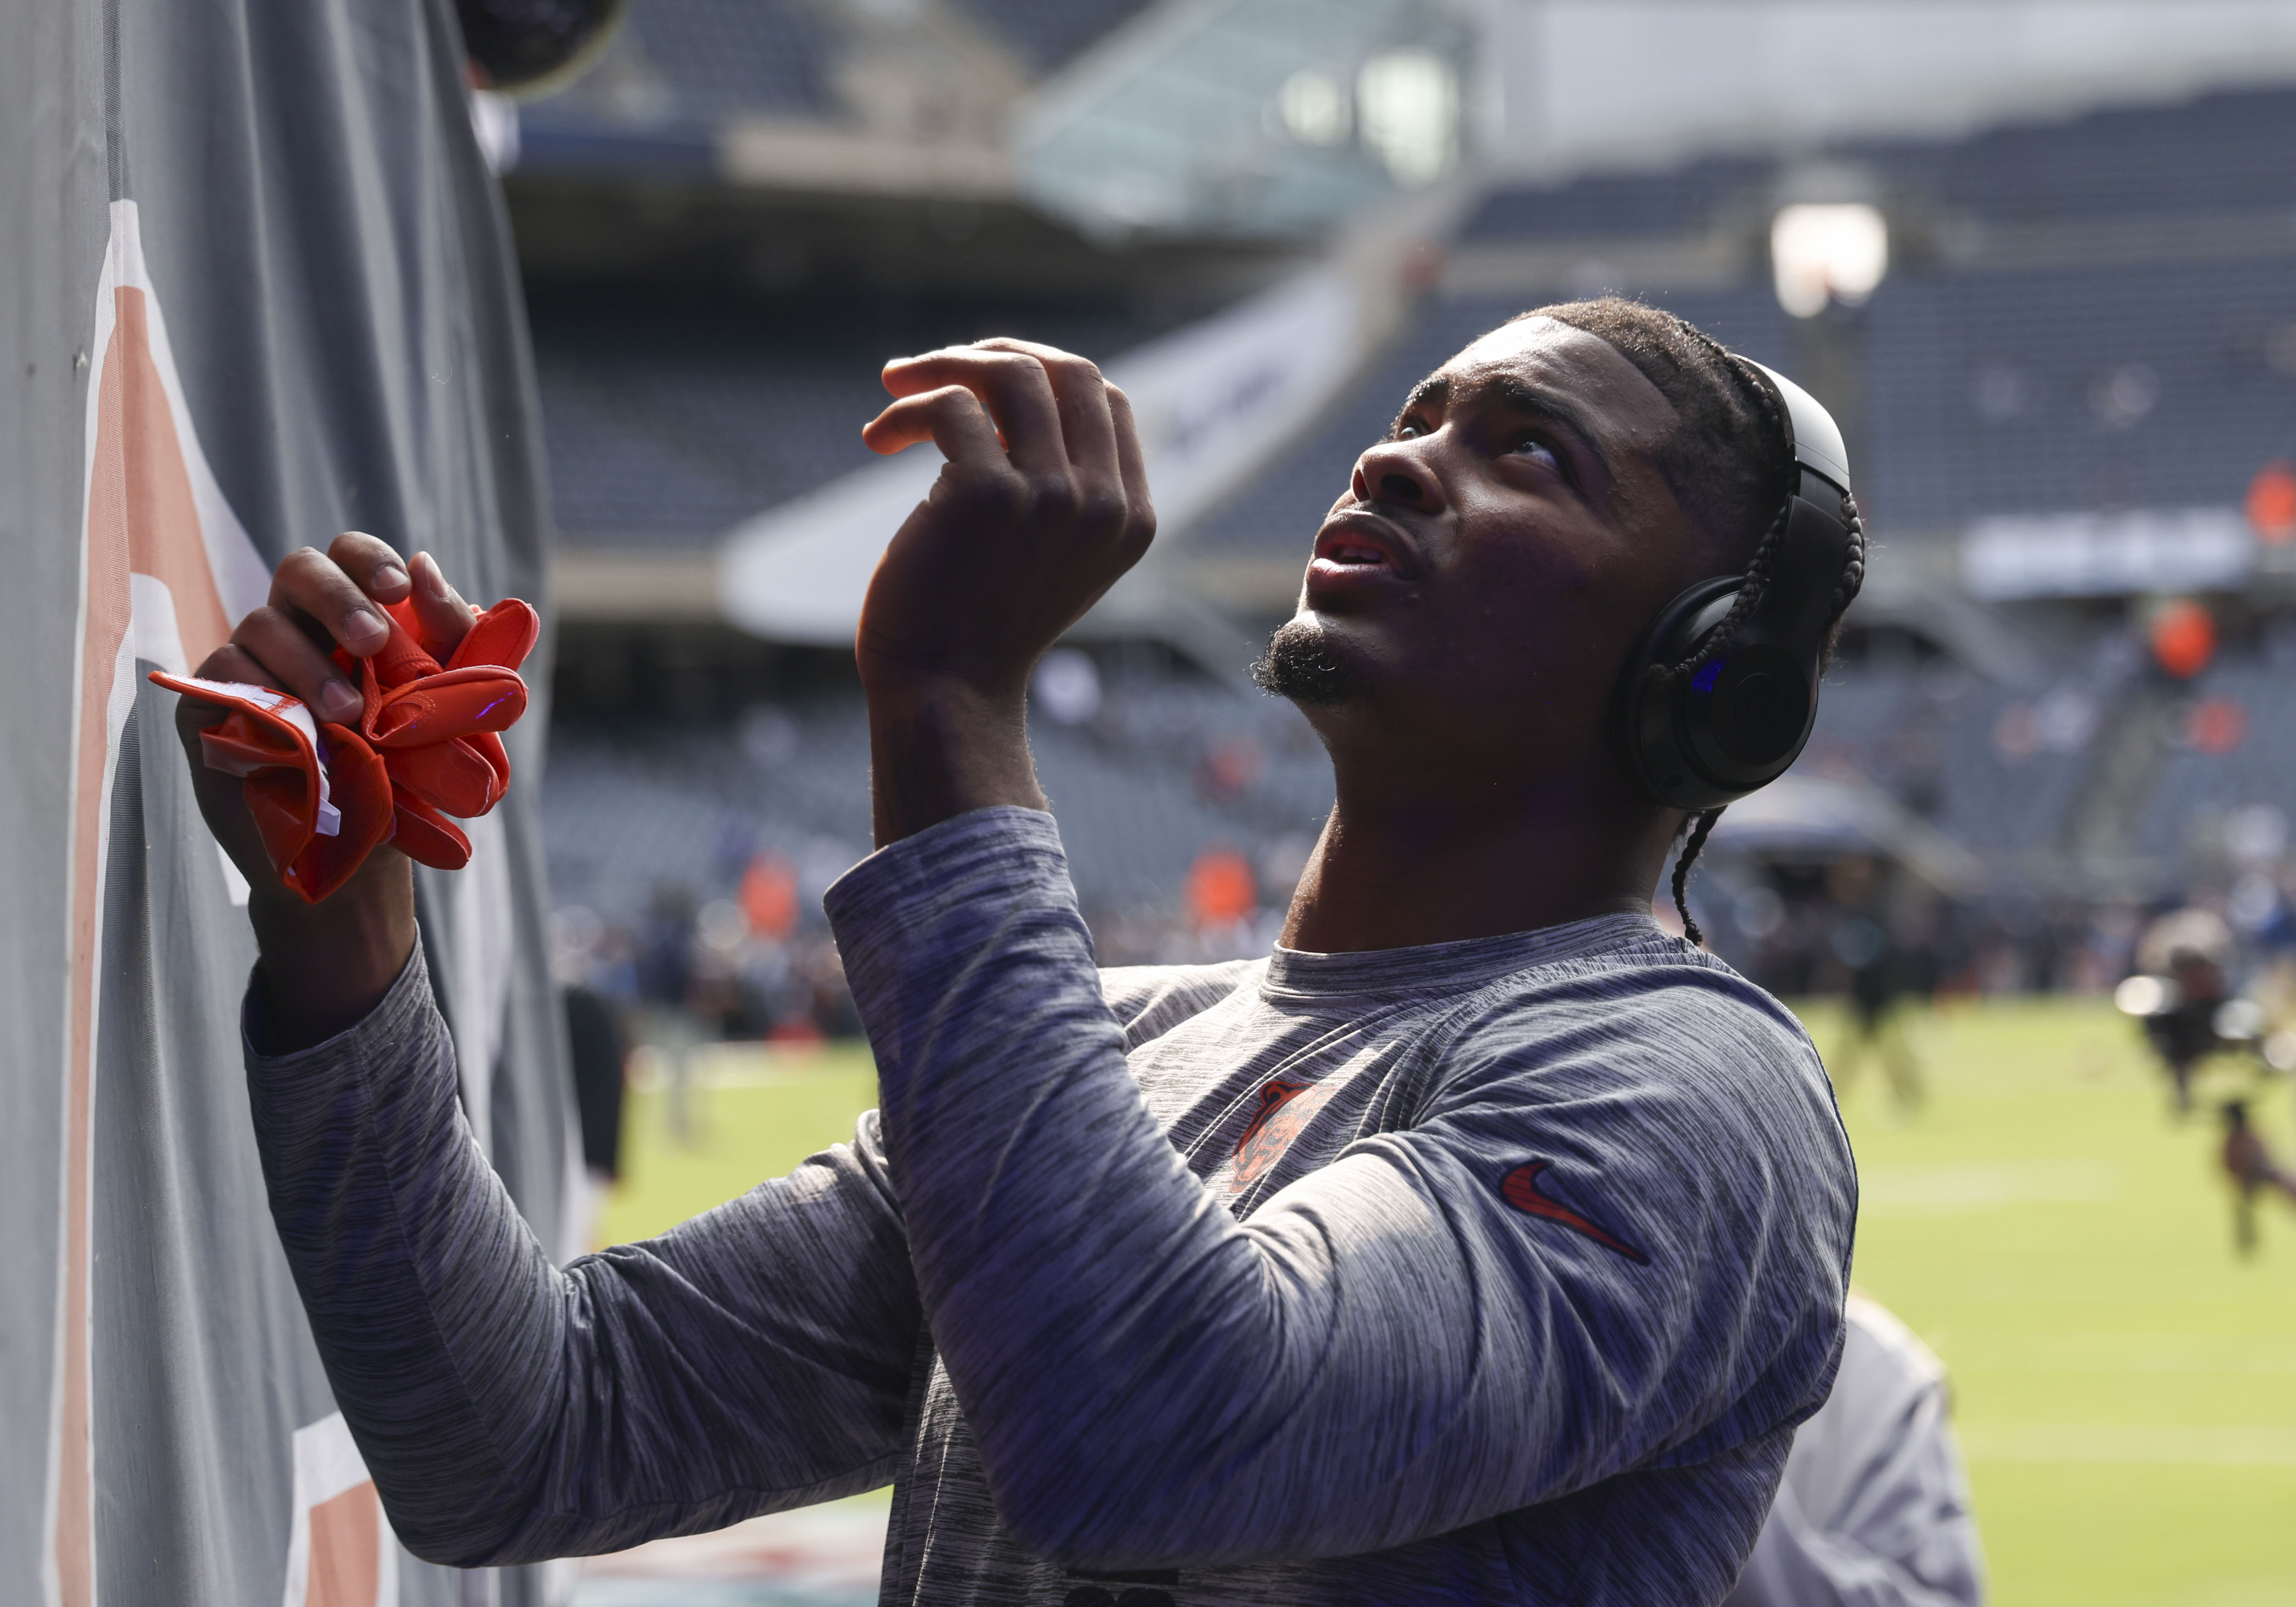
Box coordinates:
[1279,754,1683,955]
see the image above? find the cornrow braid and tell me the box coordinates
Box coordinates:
[1659,338,1791,945]
[1671,808,1725,947]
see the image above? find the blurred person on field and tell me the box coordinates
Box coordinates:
[2133,906,2236,1115]
[1725,1293,1984,1607]
[2219,1100,2296,1256]
[1824,857,1922,1114]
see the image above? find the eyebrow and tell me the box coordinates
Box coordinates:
[1395,372,1614,480]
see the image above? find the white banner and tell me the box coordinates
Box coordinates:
[1960,508,2254,601]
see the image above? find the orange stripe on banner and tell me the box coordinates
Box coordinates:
[56,281,227,1606]
[307,1483,383,1607]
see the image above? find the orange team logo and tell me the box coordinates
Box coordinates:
[1229,1074,1339,1192]
[1501,1162,1649,1264]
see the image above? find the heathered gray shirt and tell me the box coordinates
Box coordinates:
[245,806,1857,1605]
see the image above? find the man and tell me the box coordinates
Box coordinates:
[1725,1293,1985,1607]
[181,299,1858,1603]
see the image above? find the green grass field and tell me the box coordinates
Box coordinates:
[600,1002,2296,1606]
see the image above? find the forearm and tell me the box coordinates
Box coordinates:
[248,943,557,1559]
[863,673,1042,847]
[248,948,919,1563]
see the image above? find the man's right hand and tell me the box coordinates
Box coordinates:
[179,532,476,1051]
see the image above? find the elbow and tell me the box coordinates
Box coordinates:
[385,1500,539,1571]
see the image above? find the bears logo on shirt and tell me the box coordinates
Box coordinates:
[1228,1074,1338,1193]
[1500,1162,1649,1264]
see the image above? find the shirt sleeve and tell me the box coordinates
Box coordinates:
[825,806,1855,1572]
[244,944,923,1566]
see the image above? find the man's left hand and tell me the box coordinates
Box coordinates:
[855,339,1155,844]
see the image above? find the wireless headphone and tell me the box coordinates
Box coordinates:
[1621,360,1858,812]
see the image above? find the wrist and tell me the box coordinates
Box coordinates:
[863,674,1044,847]
[246,848,418,1052]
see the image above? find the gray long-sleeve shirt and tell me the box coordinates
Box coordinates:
[245,806,1857,1604]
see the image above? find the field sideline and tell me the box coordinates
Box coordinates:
[599,998,2296,1606]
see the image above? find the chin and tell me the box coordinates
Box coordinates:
[1252,615,1367,705]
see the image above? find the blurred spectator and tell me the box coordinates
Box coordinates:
[637,885,703,1144]
[739,851,800,942]
[1186,844,1257,929]
[1725,1293,1985,1607]
[563,984,629,1186]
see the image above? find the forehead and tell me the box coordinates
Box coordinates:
[1425,316,1680,457]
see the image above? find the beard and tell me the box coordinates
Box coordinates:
[1251,618,1360,705]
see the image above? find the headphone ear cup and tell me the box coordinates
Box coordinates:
[1620,578,1740,810]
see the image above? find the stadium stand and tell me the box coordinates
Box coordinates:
[952,0,1159,70]
[1862,257,2296,529]
[2136,655,2296,861]
[542,671,1337,946]
[517,0,837,173]
[1851,84,2296,222]
[518,0,1159,170]
[1457,155,1775,243]
[532,286,1186,550]
[529,62,2296,967]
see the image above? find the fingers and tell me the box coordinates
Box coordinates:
[230,606,367,724]
[864,385,1014,483]
[970,339,1125,486]
[270,543,393,658]
[877,347,1068,475]
[870,341,1147,552]
[328,531,412,605]
[406,551,477,656]
[1104,383,1156,554]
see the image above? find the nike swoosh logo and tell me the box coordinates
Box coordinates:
[1501,1162,1650,1264]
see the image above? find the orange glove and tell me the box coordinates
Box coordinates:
[151,596,539,902]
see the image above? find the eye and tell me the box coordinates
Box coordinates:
[1392,416,1428,441]
[1507,434,1563,471]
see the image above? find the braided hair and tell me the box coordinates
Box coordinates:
[1517,298,1870,945]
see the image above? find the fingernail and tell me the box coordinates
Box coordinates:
[414,553,450,599]
[343,607,387,645]
[373,562,409,592]
[320,681,363,722]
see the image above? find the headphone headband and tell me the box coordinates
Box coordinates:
[1738,358,1851,496]
[1619,357,1858,812]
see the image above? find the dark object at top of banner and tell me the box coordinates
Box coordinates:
[457,0,629,97]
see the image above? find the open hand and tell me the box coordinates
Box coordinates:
[857,338,1155,697]
[854,340,1155,846]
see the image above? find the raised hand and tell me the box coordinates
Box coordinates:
[856,339,1155,843]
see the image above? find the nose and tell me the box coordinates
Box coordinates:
[1351,438,1446,513]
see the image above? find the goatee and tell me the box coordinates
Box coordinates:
[1251,619,1358,705]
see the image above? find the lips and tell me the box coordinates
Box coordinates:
[1310,510,1420,580]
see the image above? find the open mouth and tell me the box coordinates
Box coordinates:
[1320,536,1392,567]
[1310,512,1418,580]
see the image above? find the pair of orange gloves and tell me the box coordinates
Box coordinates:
[152,596,537,902]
